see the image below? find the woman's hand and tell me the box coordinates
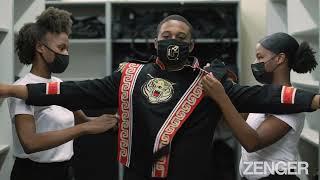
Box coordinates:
[201,73,227,104]
[82,114,118,134]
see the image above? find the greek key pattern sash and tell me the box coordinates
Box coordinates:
[118,63,144,167]
[152,70,206,178]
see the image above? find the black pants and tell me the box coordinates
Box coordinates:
[10,157,73,180]
[241,174,300,180]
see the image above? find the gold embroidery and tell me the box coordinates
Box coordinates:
[142,78,174,104]
[117,62,128,73]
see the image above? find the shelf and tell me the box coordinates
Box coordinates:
[0,145,9,155]
[287,0,319,37]
[292,82,319,93]
[300,127,319,147]
[113,39,154,43]
[111,0,239,4]
[290,27,319,38]
[46,1,105,6]
[290,71,319,93]
[195,38,238,43]
[270,0,286,4]
[69,38,106,44]
[55,42,107,79]
[0,27,9,33]
[266,0,287,34]
[112,38,238,43]
[45,1,106,18]
[14,0,45,32]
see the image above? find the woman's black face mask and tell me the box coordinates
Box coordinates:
[251,56,278,84]
[40,43,69,73]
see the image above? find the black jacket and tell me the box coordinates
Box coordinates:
[25,60,316,180]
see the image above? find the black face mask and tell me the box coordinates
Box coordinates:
[41,44,69,73]
[157,39,190,69]
[251,56,277,84]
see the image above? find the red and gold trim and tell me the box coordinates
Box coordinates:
[155,58,166,70]
[281,86,297,104]
[152,70,205,178]
[46,82,60,95]
[117,63,144,167]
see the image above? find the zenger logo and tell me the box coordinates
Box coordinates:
[167,45,179,61]
[243,161,309,176]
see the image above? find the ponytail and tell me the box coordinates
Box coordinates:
[15,23,37,65]
[290,41,317,73]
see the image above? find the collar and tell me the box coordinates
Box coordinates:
[155,56,200,71]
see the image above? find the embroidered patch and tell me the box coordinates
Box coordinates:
[281,86,296,104]
[142,78,174,104]
[46,82,60,95]
[167,45,179,61]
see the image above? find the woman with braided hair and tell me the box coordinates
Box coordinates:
[9,7,117,180]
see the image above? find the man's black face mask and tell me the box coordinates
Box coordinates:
[157,39,190,69]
